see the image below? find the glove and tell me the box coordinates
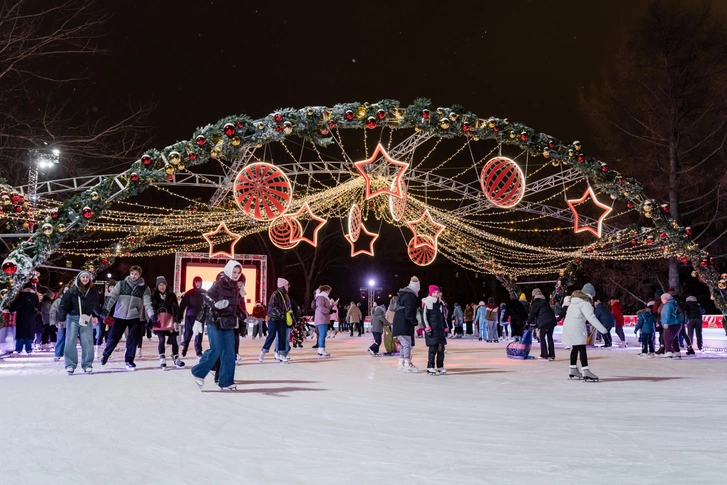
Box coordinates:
[193,320,203,336]
[103,315,114,326]
[145,320,154,330]
[214,300,229,310]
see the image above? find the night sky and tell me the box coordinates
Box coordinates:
[65,0,725,304]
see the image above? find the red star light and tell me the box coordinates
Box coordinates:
[344,220,379,257]
[566,187,613,238]
[289,202,327,247]
[203,222,243,258]
[406,209,446,251]
[353,143,409,200]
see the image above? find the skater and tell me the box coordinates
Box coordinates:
[150,276,184,370]
[192,260,244,390]
[594,298,615,348]
[95,280,116,359]
[368,303,387,356]
[685,296,704,352]
[562,283,609,381]
[423,285,447,375]
[498,302,508,340]
[634,302,656,357]
[346,301,363,337]
[51,283,71,361]
[464,303,474,336]
[503,296,528,341]
[8,282,39,355]
[100,265,155,371]
[392,276,421,373]
[653,289,665,354]
[474,301,487,341]
[250,302,267,339]
[527,288,557,360]
[659,293,683,359]
[313,285,333,356]
[609,297,626,347]
[484,298,499,343]
[179,276,206,357]
[58,271,99,374]
[259,278,292,363]
[452,303,464,338]
[40,290,55,350]
[557,296,571,324]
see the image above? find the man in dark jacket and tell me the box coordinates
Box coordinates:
[503,296,528,341]
[392,276,420,373]
[594,298,615,348]
[179,276,207,358]
[527,288,557,360]
[9,283,40,354]
[685,296,703,353]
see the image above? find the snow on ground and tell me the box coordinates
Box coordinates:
[2,334,726,485]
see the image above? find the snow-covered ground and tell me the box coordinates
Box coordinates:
[2,333,726,485]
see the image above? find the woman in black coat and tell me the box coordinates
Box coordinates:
[503,297,528,340]
[9,283,40,354]
[527,288,557,360]
[422,285,447,375]
[150,276,184,370]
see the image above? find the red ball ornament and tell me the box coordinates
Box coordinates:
[627,202,634,209]
[377,109,386,119]
[51,210,59,220]
[82,207,93,219]
[501,283,507,287]
[700,260,708,267]
[14,205,22,213]
[31,277,38,284]
[345,110,354,121]
[601,163,609,172]
[681,256,689,264]
[273,112,283,123]
[130,173,139,182]
[236,121,244,128]
[661,204,670,213]
[328,120,336,128]
[631,239,638,245]
[587,247,594,253]
[167,174,174,180]
[275,125,282,132]
[195,135,206,147]
[320,128,329,135]
[188,152,197,161]
[101,258,108,264]
[520,132,529,141]
[462,121,470,131]
[548,140,555,149]
[646,236,654,244]
[366,117,377,129]
[129,236,136,243]
[660,232,667,239]
[577,154,585,162]
[18,196,24,204]
[492,126,499,132]
[685,226,693,235]
[2,260,17,275]
[27,220,35,228]
[421,109,430,119]
[223,123,236,137]
[141,155,152,166]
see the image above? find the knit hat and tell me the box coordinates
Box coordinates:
[563,296,571,305]
[428,285,440,296]
[75,271,93,287]
[531,288,544,299]
[277,277,289,288]
[156,276,167,288]
[581,283,596,297]
[660,293,673,302]
[409,276,420,295]
[667,287,676,294]
[108,279,118,287]
[193,276,203,285]
[686,296,698,302]
[478,301,485,306]
[654,289,664,298]
[647,300,655,307]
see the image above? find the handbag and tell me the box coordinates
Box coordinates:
[285,309,294,327]
[217,316,238,330]
[78,296,91,327]
[153,309,175,332]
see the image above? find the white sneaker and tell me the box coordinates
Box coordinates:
[637,353,647,358]
[317,349,330,357]
[404,361,419,373]
[194,376,204,389]
[397,358,405,372]
[235,355,242,364]
[258,350,265,363]
[274,352,280,361]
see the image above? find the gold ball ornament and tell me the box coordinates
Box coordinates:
[90,191,100,201]
[691,271,698,278]
[439,118,451,130]
[573,141,582,151]
[168,151,182,166]
[283,121,293,135]
[41,223,53,236]
[177,164,185,171]
[356,106,367,118]
[448,112,458,122]
[164,165,175,175]
[230,136,241,146]
[718,280,727,290]
[307,108,315,116]
[472,136,480,141]
[57,224,66,233]
[257,122,265,130]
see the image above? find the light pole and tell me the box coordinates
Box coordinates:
[360,279,382,317]
[28,148,60,210]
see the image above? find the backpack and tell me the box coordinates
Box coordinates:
[485,308,497,321]
[673,305,686,324]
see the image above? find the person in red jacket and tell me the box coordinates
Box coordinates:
[609,297,626,347]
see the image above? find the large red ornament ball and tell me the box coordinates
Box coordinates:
[195,135,206,147]
[82,207,93,219]
[462,121,470,131]
[2,260,17,275]
[685,226,693,235]
[234,162,292,221]
[141,155,152,166]
[407,236,437,266]
[130,173,139,182]
[223,123,236,137]
[273,112,284,123]
[366,117,377,129]
[14,205,22,213]
[188,152,197,161]
[421,109,430,119]
[520,132,529,141]
[479,157,526,208]
[345,110,354,121]
[601,163,609,172]
[377,109,386,119]
[268,216,301,250]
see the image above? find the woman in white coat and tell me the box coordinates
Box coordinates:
[561,283,609,381]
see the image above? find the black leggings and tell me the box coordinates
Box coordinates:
[155,331,179,356]
[570,345,588,367]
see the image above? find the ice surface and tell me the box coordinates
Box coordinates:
[2,334,726,485]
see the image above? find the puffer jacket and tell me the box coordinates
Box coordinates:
[40,292,54,325]
[595,302,616,330]
[422,295,446,346]
[452,304,464,326]
[503,298,528,337]
[9,288,40,340]
[561,291,608,347]
[205,271,243,324]
[49,297,63,327]
[392,286,419,337]
[370,305,387,333]
[611,301,625,327]
[103,275,154,321]
[635,308,656,334]
[267,286,291,321]
[313,291,332,325]
[58,284,100,322]
[464,305,474,322]
[150,288,180,322]
[179,287,207,317]
[527,297,557,329]
[473,304,487,328]
[685,300,703,321]
[346,304,362,324]
[660,299,680,326]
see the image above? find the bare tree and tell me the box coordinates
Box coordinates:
[581,0,727,291]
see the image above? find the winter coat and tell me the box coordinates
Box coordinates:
[40,292,53,325]
[313,291,332,325]
[392,287,419,337]
[346,304,362,324]
[473,304,487,327]
[527,297,557,329]
[520,298,531,315]
[652,300,662,326]
[503,298,528,337]
[463,305,474,322]
[179,287,207,317]
[9,288,40,340]
[57,284,101,323]
[150,288,180,323]
[103,275,154,321]
[204,271,244,323]
[635,309,656,334]
[594,302,616,330]
[498,305,507,325]
[267,287,291,321]
[252,304,266,319]
[561,291,608,347]
[660,299,680,327]
[49,297,63,327]
[685,300,703,321]
[422,295,447,346]
[557,304,569,323]
[610,301,625,327]
[485,303,499,322]
[370,305,387,333]
[452,304,464,326]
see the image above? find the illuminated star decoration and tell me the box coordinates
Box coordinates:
[203,222,243,258]
[566,186,613,238]
[406,209,446,252]
[289,202,327,247]
[353,143,409,200]
[344,221,379,257]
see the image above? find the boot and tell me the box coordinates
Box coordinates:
[686,346,695,356]
[568,365,582,380]
[581,367,599,381]
[136,347,142,359]
[403,359,419,373]
[317,348,330,357]
[258,349,265,362]
[159,354,167,369]
[173,354,185,368]
[673,351,681,359]
[655,347,665,355]
[397,358,405,372]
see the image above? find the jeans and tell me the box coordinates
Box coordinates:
[192,324,235,388]
[15,338,32,353]
[539,325,555,359]
[369,331,382,354]
[398,335,412,359]
[687,319,703,350]
[663,324,681,353]
[486,320,498,341]
[65,315,94,370]
[273,326,291,353]
[182,314,203,356]
[478,321,488,340]
[427,344,445,369]
[55,327,67,357]
[465,321,473,335]
[641,333,655,353]
[96,323,110,346]
[316,324,328,348]
[102,318,141,364]
[262,319,288,357]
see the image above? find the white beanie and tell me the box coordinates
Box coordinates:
[277,277,289,288]
[408,276,420,294]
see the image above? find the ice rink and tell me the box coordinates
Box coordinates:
[2,333,726,485]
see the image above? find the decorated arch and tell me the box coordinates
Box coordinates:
[1,99,725,312]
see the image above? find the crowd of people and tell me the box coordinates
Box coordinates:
[0,263,718,387]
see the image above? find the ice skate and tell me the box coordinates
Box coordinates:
[136,348,142,359]
[686,347,695,356]
[159,355,167,370]
[647,353,656,358]
[273,352,280,362]
[194,376,204,389]
[219,385,237,391]
[279,354,290,364]
[403,360,419,373]
[83,367,92,374]
[125,362,136,371]
[662,352,673,358]
[637,353,647,358]
[317,348,330,357]
[66,366,74,375]
[568,365,582,379]
[397,358,405,372]
[53,356,61,362]
[368,348,376,357]
[94,346,101,359]
[258,350,265,362]
[426,368,438,375]
[581,367,599,382]
[437,368,447,375]
[173,355,185,368]
[235,355,242,364]
[100,354,109,366]
[673,351,681,359]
